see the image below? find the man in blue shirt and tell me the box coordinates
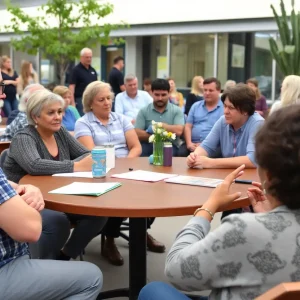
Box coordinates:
[187,83,264,169]
[179,77,223,157]
[115,74,153,124]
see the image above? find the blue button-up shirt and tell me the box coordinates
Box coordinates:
[201,112,264,164]
[74,112,134,158]
[187,100,224,143]
[115,90,153,121]
[0,169,29,268]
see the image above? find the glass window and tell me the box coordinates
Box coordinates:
[13,49,38,78]
[170,34,214,88]
[218,33,229,88]
[150,35,168,80]
[252,32,274,100]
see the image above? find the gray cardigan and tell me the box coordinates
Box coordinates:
[3,125,90,183]
[165,205,300,299]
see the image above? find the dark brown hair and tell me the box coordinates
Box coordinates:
[203,77,221,91]
[113,56,124,64]
[143,78,152,85]
[221,83,256,115]
[255,105,300,209]
[246,78,261,100]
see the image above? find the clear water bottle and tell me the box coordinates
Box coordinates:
[163,142,173,166]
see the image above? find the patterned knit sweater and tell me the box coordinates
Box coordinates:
[165,205,300,300]
[3,125,89,183]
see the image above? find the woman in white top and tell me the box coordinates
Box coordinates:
[269,75,300,115]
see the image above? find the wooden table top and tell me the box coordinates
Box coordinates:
[20,158,259,217]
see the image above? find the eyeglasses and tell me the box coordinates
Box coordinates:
[0,82,5,95]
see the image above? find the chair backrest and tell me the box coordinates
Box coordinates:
[255,283,300,300]
[0,148,9,169]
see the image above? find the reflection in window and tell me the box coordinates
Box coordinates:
[218,33,229,89]
[170,34,214,88]
[150,36,168,80]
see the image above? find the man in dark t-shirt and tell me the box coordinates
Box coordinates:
[108,56,125,111]
[69,48,97,116]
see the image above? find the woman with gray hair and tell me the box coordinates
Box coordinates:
[3,89,107,262]
[75,80,142,266]
[0,83,44,141]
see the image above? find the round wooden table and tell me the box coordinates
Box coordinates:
[21,157,258,300]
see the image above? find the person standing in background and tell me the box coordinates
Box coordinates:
[1,56,19,117]
[184,76,204,116]
[143,78,153,97]
[17,61,39,96]
[246,78,268,118]
[69,48,97,116]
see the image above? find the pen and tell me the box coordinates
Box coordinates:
[235,179,253,184]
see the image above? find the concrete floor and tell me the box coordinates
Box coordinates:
[81,213,222,299]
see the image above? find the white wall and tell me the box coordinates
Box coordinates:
[1,0,299,31]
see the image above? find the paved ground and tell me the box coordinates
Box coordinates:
[81,213,222,299]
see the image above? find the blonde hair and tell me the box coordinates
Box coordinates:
[53,85,70,98]
[0,55,14,76]
[26,89,64,125]
[191,76,204,96]
[281,75,300,107]
[82,81,114,113]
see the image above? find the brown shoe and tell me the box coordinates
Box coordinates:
[102,237,124,266]
[147,233,166,253]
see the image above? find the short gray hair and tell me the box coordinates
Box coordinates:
[124,74,137,83]
[82,81,114,113]
[26,89,65,125]
[18,83,44,112]
[80,48,92,56]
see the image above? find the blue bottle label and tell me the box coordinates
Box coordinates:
[91,149,106,177]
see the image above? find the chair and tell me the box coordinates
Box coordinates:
[255,282,300,300]
[0,148,9,168]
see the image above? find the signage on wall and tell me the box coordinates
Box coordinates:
[231,44,245,68]
[157,56,168,78]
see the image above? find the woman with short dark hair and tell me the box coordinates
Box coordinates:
[140,104,300,300]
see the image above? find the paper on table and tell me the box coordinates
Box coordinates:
[49,182,121,196]
[111,170,178,182]
[52,169,112,178]
[165,175,223,188]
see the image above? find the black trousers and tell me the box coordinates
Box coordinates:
[103,217,155,238]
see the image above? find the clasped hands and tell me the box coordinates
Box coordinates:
[187,152,212,169]
[200,165,272,214]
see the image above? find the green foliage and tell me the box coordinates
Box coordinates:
[4,0,124,83]
[269,0,300,76]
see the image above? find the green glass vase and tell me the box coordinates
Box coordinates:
[153,141,164,166]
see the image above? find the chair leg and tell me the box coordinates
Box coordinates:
[79,252,84,261]
[101,234,105,254]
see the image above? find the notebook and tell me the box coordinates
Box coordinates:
[165,176,223,188]
[49,182,121,196]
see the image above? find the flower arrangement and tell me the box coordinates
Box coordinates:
[148,121,176,144]
[148,121,176,165]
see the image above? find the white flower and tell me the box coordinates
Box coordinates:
[171,133,176,140]
[149,135,155,143]
[152,126,156,133]
[157,122,163,128]
[163,131,168,136]
[156,128,161,134]
[151,120,156,125]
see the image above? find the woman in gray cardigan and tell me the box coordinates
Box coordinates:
[3,89,107,261]
[139,105,300,299]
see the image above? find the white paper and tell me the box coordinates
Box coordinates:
[111,170,178,182]
[52,169,112,178]
[165,176,223,188]
[49,182,120,195]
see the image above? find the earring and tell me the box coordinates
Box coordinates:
[35,123,38,129]
[263,180,267,195]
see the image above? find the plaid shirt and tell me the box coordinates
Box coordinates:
[0,169,29,268]
[0,112,27,142]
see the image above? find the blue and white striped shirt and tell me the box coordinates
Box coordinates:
[74,112,134,158]
[0,169,29,268]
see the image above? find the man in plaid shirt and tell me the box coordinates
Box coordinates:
[0,71,103,299]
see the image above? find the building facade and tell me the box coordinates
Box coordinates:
[0,0,298,101]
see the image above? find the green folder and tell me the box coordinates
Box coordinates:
[49,182,122,197]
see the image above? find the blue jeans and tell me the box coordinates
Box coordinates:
[139,282,208,300]
[3,97,18,117]
[75,97,84,116]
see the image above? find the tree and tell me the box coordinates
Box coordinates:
[269,0,300,76]
[5,0,121,84]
